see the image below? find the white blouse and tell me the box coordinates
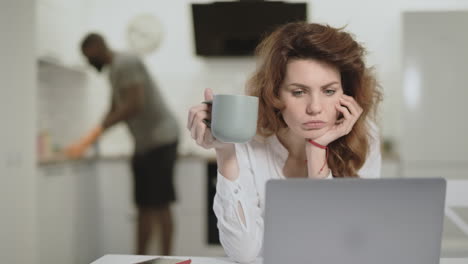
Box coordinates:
[213,124,381,263]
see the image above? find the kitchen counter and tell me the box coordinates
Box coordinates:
[37,154,128,166]
[37,152,218,166]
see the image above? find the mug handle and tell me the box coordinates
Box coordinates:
[202,100,213,128]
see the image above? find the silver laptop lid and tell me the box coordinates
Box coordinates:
[263,178,446,264]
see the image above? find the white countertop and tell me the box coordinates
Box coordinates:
[91,255,467,264]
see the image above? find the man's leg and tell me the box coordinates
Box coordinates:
[156,203,174,256]
[136,206,154,255]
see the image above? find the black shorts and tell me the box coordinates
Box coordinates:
[131,141,178,208]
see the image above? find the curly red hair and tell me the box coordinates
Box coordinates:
[246,22,382,177]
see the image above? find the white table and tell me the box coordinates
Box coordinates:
[91,255,467,264]
[90,255,253,264]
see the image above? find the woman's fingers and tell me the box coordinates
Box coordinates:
[338,98,356,116]
[191,110,209,139]
[186,88,222,149]
[336,95,363,135]
[204,88,214,102]
[195,121,207,146]
[340,95,363,117]
[315,96,363,145]
[189,109,219,149]
[335,104,353,135]
[187,103,211,130]
[336,103,352,120]
[203,127,216,147]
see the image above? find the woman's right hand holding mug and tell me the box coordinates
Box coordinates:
[187,88,232,150]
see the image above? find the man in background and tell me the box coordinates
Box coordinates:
[66,33,179,255]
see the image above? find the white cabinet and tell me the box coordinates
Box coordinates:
[95,159,135,255]
[36,157,222,262]
[37,163,75,264]
[172,158,224,256]
[71,162,100,263]
[37,161,100,264]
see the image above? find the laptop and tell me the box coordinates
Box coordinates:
[263,178,446,264]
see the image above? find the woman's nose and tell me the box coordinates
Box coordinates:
[306,95,323,115]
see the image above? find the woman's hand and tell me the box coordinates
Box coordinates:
[187,88,232,150]
[313,94,363,146]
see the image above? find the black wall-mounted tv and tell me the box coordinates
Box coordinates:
[191,1,307,56]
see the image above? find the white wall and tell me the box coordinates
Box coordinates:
[36,0,87,65]
[0,0,37,263]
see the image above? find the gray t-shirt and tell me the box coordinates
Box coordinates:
[108,52,179,154]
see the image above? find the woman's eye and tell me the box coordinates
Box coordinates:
[292,90,304,97]
[324,89,336,96]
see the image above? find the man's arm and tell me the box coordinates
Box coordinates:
[102,83,145,129]
[65,83,144,158]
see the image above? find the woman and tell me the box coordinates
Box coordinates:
[187,22,382,263]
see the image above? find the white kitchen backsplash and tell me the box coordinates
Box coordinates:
[37,63,90,155]
[37,61,137,159]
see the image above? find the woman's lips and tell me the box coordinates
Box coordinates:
[302,121,327,129]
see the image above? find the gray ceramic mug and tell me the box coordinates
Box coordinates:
[203,94,259,143]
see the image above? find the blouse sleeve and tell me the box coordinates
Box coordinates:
[213,143,264,263]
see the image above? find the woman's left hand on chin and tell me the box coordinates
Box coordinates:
[313,95,363,146]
